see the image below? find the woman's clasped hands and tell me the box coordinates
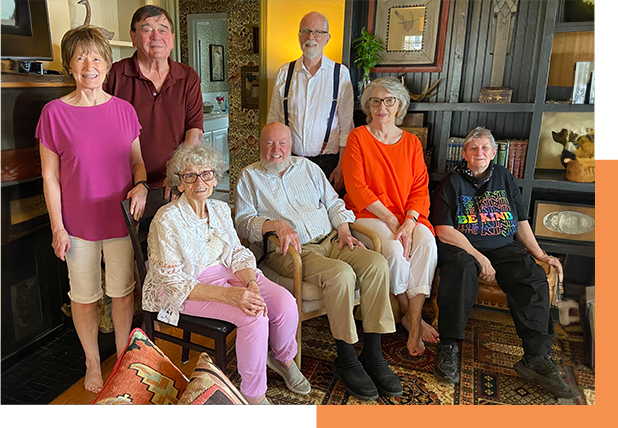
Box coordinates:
[227,281,268,317]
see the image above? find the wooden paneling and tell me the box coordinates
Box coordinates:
[547,31,594,87]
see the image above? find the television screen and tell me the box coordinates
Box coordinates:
[1,0,53,61]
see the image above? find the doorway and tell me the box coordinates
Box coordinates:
[187,13,230,193]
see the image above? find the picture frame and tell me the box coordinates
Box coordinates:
[209,44,225,82]
[367,0,449,73]
[241,66,259,110]
[572,61,593,104]
[532,201,595,243]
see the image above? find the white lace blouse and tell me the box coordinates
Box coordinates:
[142,194,257,325]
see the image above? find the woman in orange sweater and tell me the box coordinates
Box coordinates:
[342,77,438,356]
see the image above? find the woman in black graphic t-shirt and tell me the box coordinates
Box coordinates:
[428,127,578,400]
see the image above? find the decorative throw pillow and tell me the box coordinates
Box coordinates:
[178,353,247,405]
[93,328,189,404]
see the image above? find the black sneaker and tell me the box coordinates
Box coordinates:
[433,343,460,384]
[333,358,379,401]
[513,354,579,399]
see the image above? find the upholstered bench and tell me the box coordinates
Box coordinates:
[429,259,557,328]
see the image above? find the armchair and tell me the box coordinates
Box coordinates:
[251,222,382,367]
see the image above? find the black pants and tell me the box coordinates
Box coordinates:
[295,153,345,197]
[436,239,554,356]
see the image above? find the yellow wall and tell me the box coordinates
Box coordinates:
[43,0,72,71]
[264,0,346,114]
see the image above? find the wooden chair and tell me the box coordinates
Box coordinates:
[250,223,382,367]
[429,259,557,328]
[121,188,236,374]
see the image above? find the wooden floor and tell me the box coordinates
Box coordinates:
[49,325,236,405]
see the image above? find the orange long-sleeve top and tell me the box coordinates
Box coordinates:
[342,126,434,235]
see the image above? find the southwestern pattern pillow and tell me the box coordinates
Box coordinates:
[93,328,189,404]
[178,352,247,405]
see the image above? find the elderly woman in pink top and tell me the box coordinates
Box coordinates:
[36,26,148,393]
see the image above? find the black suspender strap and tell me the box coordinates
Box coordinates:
[284,61,341,153]
[323,62,341,150]
[283,60,296,126]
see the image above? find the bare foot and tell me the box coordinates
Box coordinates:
[421,319,440,343]
[84,365,104,393]
[407,320,425,356]
[403,313,425,355]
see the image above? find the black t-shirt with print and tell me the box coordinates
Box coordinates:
[430,165,527,252]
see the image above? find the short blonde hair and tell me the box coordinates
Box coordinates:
[360,77,410,125]
[61,26,113,76]
[166,144,228,195]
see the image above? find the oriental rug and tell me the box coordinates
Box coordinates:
[224,309,594,405]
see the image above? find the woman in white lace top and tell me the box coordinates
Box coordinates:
[143,144,310,404]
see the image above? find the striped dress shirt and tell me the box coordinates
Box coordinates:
[234,157,356,245]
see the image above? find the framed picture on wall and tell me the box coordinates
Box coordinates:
[532,201,595,243]
[367,0,450,72]
[241,66,259,110]
[209,44,225,82]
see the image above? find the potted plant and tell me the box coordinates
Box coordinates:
[353,27,384,95]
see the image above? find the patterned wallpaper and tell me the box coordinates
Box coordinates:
[179,0,260,192]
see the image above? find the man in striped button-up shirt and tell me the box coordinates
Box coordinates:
[235,122,401,402]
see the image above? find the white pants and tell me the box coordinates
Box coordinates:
[352,218,437,298]
[65,236,135,304]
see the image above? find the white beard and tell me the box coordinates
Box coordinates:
[260,156,292,174]
[302,41,321,59]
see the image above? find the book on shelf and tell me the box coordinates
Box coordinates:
[504,139,529,179]
[446,137,464,171]
[496,140,509,167]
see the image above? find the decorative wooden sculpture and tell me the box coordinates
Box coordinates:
[552,128,595,183]
[78,0,115,40]
[399,75,441,102]
[479,0,519,103]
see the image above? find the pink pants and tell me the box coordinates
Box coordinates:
[181,264,298,398]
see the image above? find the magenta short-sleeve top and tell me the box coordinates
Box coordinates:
[36,96,141,241]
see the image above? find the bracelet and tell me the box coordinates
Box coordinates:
[247,279,258,287]
[135,180,149,190]
[406,215,418,223]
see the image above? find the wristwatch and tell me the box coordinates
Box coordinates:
[135,180,149,190]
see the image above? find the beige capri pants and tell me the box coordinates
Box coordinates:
[65,235,135,304]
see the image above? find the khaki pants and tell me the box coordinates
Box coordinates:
[265,230,395,344]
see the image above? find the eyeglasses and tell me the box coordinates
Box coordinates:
[368,97,398,107]
[179,170,216,184]
[299,29,329,37]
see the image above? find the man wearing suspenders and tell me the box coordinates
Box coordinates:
[267,12,354,193]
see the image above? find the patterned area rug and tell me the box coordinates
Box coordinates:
[223,309,594,405]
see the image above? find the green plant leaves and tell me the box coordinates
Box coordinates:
[353,27,384,82]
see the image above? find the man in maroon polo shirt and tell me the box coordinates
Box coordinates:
[104,5,203,191]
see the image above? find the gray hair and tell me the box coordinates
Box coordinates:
[463,127,498,149]
[166,144,227,195]
[360,77,410,125]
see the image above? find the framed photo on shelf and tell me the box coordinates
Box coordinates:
[571,61,593,104]
[532,201,595,243]
[209,44,225,82]
[367,0,450,73]
[241,66,259,110]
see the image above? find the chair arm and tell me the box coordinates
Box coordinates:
[349,222,382,254]
[267,235,304,308]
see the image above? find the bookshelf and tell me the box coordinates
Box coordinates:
[347,0,594,212]
[346,0,595,286]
